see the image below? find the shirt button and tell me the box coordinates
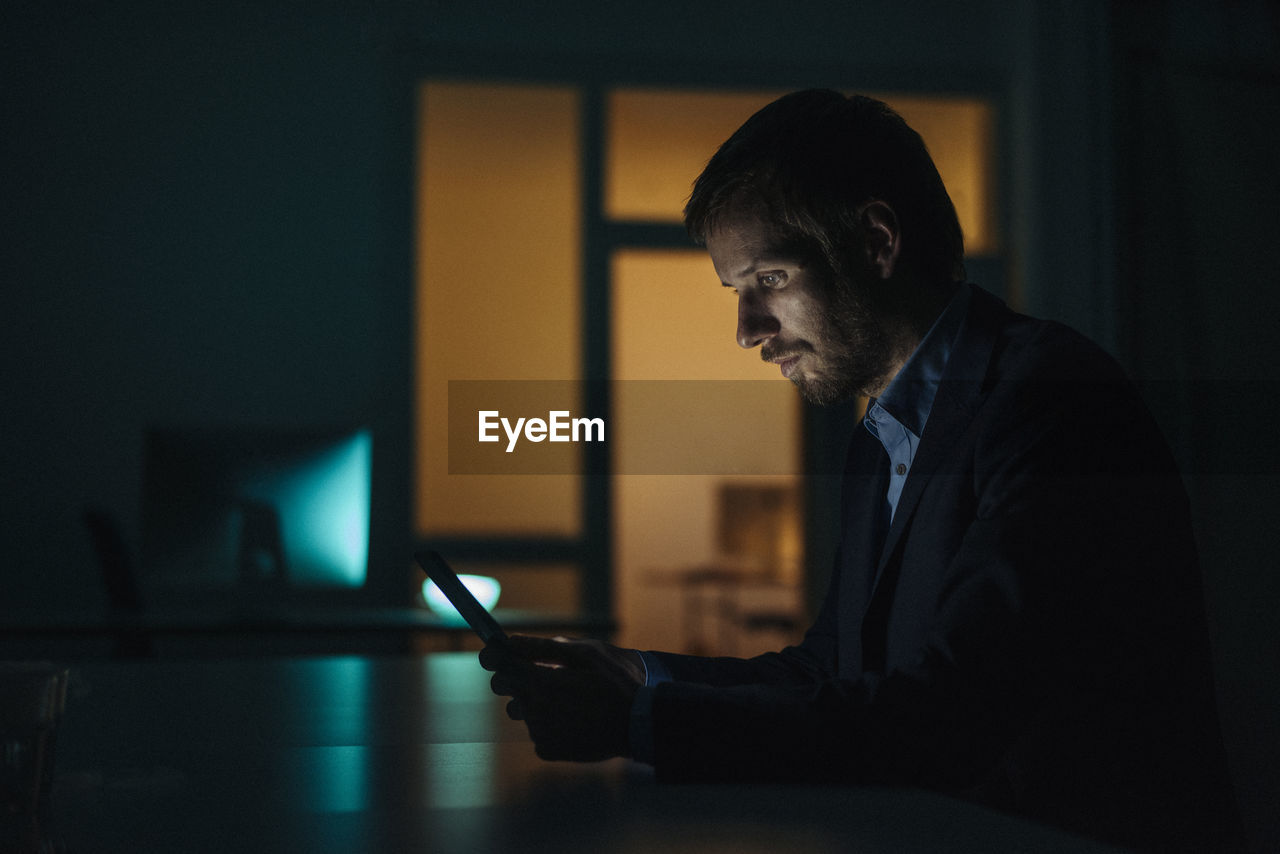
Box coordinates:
[896,463,907,476]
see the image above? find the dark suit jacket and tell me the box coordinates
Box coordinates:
[648,286,1240,851]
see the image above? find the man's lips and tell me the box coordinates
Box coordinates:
[770,355,801,379]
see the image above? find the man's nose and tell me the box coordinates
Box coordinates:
[736,292,780,349]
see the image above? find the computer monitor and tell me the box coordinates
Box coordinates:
[140,427,372,597]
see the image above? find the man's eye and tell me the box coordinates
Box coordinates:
[759,272,787,288]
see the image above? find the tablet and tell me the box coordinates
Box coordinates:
[414,550,508,647]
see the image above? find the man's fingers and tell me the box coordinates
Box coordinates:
[534,741,563,761]
[490,651,542,697]
[506,634,610,671]
[504,634,575,662]
[505,697,524,721]
[478,644,508,672]
[490,667,528,697]
[484,634,568,666]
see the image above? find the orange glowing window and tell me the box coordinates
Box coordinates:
[605,89,997,254]
[415,81,583,537]
[414,81,998,573]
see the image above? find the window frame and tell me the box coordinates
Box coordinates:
[398,56,1008,624]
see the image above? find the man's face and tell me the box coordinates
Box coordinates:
[706,214,894,404]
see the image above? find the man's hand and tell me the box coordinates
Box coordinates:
[479,635,644,761]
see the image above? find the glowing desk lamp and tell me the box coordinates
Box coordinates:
[423,575,501,621]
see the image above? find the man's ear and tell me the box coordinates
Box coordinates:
[859,201,900,279]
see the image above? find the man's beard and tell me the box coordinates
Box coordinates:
[772,272,894,406]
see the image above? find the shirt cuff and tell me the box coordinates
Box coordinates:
[629,651,672,765]
[637,650,673,687]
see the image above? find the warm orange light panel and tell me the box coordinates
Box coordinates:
[605,89,996,254]
[611,249,790,382]
[888,95,997,255]
[605,90,785,223]
[610,248,798,476]
[416,81,583,536]
[610,249,801,649]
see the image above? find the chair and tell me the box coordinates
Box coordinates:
[82,508,151,657]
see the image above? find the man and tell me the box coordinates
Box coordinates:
[483,90,1239,851]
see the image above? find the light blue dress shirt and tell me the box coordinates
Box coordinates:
[863,283,970,523]
[630,284,972,764]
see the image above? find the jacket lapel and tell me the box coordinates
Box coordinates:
[865,286,1009,605]
[836,421,890,677]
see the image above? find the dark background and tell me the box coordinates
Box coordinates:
[2,1,1276,849]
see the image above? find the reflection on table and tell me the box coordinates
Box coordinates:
[43,654,1125,853]
[1,607,615,659]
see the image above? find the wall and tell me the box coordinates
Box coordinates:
[1,2,408,609]
[1112,3,1280,848]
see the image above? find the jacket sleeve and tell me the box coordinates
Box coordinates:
[646,344,1209,796]
[646,508,1050,788]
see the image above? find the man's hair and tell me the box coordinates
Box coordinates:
[683,89,965,285]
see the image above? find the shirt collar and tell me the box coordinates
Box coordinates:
[871,283,970,438]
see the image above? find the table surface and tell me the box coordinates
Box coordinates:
[2,606,613,635]
[35,654,1125,853]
